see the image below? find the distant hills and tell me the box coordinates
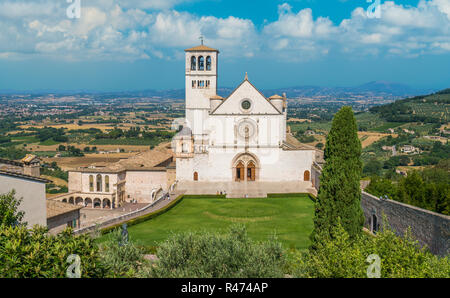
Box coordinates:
[0,81,437,100]
[369,88,450,124]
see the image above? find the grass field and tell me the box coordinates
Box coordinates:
[101,195,315,250]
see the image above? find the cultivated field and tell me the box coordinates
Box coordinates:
[358,132,396,148]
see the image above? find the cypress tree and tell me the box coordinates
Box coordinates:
[310,106,364,247]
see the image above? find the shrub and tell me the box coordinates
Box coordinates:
[0,226,105,278]
[142,225,286,278]
[98,228,146,278]
[293,220,449,278]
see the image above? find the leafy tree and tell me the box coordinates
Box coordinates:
[363,159,383,176]
[0,191,25,227]
[311,106,364,247]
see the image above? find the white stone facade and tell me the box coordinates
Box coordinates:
[176,45,316,183]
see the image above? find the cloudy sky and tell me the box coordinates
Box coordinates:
[0,0,449,91]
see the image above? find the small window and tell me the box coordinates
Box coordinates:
[191,56,196,70]
[192,80,196,88]
[89,175,94,192]
[96,174,102,192]
[105,175,110,192]
[206,80,210,88]
[198,56,204,71]
[206,56,211,70]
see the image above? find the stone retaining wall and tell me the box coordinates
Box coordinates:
[312,167,449,256]
[361,191,450,256]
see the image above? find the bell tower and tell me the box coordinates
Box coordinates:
[184,43,219,137]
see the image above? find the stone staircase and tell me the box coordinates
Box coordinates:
[177,181,315,198]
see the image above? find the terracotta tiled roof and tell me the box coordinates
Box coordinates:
[21,154,38,164]
[74,147,174,173]
[283,134,317,151]
[185,45,219,52]
[269,94,284,100]
[47,200,82,219]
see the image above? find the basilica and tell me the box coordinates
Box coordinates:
[55,44,319,207]
[174,44,316,184]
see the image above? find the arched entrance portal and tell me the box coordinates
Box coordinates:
[304,170,310,181]
[232,153,259,182]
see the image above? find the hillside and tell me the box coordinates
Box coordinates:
[369,88,450,123]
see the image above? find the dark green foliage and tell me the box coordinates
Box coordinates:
[0,146,28,160]
[369,89,450,123]
[383,155,410,169]
[0,226,105,278]
[311,106,364,246]
[46,183,68,194]
[144,225,286,278]
[99,228,145,278]
[33,126,67,143]
[412,142,450,166]
[363,159,383,176]
[0,191,25,227]
[293,220,449,278]
[366,166,450,215]
[41,162,69,181]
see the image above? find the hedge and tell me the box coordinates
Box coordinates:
[101,194,184,235]
[267,193,316,202]
[182,195,226,199]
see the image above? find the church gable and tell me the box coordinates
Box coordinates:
[211,80,281,115]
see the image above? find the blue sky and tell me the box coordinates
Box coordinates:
[0,0,448,91]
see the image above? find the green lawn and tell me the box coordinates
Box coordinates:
[102,195,315,250]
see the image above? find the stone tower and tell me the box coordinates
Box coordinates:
[184,44,219,138]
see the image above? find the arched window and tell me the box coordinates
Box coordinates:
[236,162,244,181]
[190,56,196,70]
[105,175,110,192]
[89,175,94,192]
[206,56,211,70]
[193,172,198,181]
[198,56,204,71]
[247,161,256,181]
[96,174,102,192]
[372,214,378,234]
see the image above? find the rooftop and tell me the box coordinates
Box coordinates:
[0,169,50,183]
[47,199,83,219]
[185,45,219,52]
[74,146,174,173]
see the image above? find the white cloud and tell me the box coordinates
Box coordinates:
[0,0,448,62]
